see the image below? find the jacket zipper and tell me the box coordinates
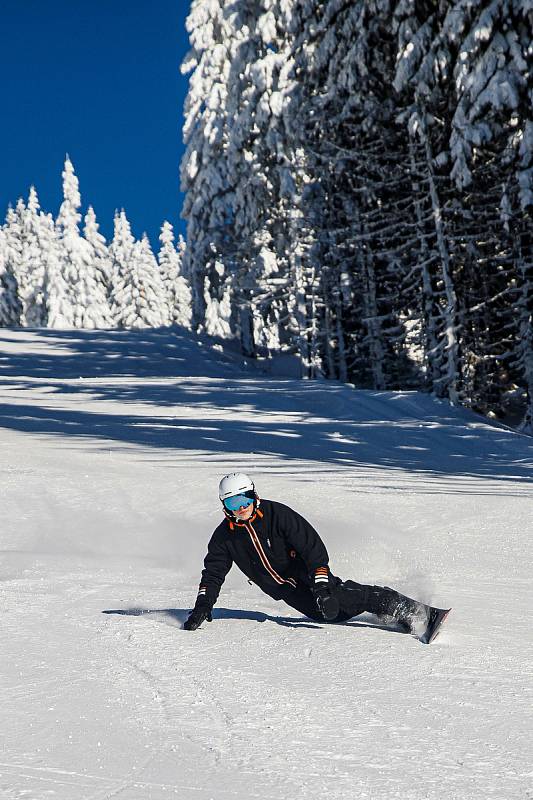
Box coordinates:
[245,521,296,588]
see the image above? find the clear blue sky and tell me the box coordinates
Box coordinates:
[0,1,191,247]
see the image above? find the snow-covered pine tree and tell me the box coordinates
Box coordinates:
[3,199,31,324]
[83,206,114,313]
[109,210,136,327]
[222,2,308,366]
[41,211,73,329]
[182,0,325,371]
[10,187,67,329]
[111,230,168,329]
[158,221,192,328]
[181,0,241,328]
[0,224,22,326]
[55,155,85,327]
[134,234,170,328]
[56,159,114,329]
[17,187,49,326]
[204,268,232,338]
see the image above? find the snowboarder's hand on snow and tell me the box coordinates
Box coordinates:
[183,608,213,630]
[312,585,340,621]
[311,567,339,621]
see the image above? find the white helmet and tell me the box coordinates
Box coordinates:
[219,472,255,501]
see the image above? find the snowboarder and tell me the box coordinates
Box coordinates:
[184,473,449,643]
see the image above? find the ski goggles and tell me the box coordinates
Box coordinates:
[223,491,255,512]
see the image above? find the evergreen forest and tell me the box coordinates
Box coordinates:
[181,0,532,431]
[0,158,192,332]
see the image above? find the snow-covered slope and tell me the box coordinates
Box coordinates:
[1,328,532,800]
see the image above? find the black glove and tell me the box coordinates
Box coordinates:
[312,585,340,621]
[183,608,213,631]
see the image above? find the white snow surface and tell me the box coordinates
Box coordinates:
[1,328,532,800]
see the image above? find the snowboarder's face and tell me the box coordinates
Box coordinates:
[223,491,255,518]
[233,502,254,520]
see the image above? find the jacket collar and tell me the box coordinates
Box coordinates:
[227,506,263,531]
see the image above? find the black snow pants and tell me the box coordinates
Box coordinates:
[282,578,407,624]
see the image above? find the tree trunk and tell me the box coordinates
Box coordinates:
[422,120,460,403]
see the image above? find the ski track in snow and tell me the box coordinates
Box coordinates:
[1,328,532,800]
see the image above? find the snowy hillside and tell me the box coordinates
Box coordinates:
[1,328,532,800]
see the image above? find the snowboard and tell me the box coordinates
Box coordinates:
[420,607,451,644]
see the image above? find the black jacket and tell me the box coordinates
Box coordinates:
[193,499,330,610]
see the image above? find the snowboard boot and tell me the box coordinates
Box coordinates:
[366,586,432,638]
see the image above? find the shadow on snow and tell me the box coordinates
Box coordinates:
[101,606,406,634]
[1,328,532,493]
